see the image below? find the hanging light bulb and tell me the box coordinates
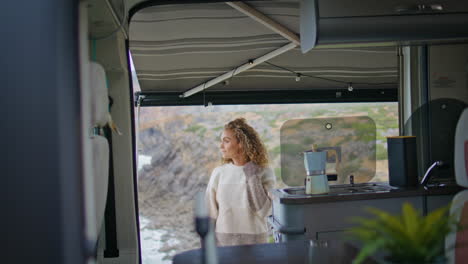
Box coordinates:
[347,82,353,91]
[295,73,302,82]
[204,101,214,112]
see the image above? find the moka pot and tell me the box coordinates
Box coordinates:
[304,151,329,194]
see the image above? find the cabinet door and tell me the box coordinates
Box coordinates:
[426,195,454,212]
[316,230,346,240]
[303,197,421,239]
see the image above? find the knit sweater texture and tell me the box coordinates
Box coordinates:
[205,162,276,246]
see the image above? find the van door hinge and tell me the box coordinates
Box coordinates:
[135,92,146,107]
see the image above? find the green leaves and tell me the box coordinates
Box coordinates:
[347,202,454,264]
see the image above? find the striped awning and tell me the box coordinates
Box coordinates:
[129,1,398,95]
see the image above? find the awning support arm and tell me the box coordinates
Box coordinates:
[225,1,300,45]
[180,42,297,98]
[180,3,300,98]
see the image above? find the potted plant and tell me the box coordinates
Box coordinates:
[347,202,458,264]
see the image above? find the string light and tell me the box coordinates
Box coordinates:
[295,73,302,82]
[204,101,214,112]
[263,61,396,86]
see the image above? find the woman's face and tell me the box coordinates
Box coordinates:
[220,129,244,160]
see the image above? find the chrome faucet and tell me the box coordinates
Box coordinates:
[420,161,444,188]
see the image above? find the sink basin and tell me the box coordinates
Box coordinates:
[279,183,393,197]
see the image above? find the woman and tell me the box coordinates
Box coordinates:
[205,117,276,246]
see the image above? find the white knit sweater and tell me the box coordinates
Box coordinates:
[205,162,276,246]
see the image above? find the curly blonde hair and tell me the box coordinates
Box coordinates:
[221,118,269,168]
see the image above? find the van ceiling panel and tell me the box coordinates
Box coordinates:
[318,0,468,18]
[129,1,398,94]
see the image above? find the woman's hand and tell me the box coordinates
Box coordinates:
[243,161,262,179]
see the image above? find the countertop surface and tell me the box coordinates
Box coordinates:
[273,182,463,204]
[173,240,378,264]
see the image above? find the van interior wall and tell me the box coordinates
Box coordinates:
[92,31,139,264]
[429,43,468,103]
[400,43,468,181]
[4,1,85,263]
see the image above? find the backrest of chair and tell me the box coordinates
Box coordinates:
[454,108,468,188]
[454,196,468,264]
[446,107,468,263]
[446,190,468,264]
[89,61,110,236]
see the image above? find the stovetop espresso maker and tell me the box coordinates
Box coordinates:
[304,150,329,194]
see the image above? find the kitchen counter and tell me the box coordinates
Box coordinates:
[270,182,462,242]
[272,183,463,205]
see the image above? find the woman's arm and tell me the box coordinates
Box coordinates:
[205,169,219,221]
[244,163,276,218]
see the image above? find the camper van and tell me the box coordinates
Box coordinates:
[4,0,468,263]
